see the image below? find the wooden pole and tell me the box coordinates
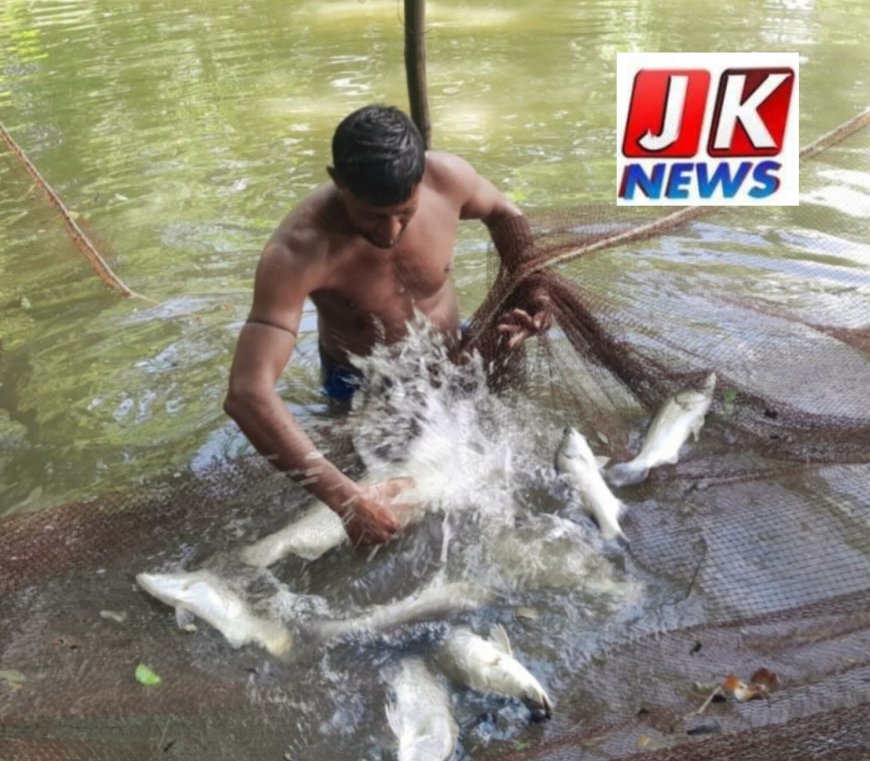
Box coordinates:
[404,0,431,148]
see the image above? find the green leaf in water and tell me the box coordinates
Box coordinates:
[135,663,162,686]
[0,669,26,690]
[722,387,740,417]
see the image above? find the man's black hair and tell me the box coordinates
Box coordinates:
[331,105,425,206]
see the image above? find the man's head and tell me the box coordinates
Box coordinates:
[329,105,425,248]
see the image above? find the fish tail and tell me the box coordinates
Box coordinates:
[605,462,649,487]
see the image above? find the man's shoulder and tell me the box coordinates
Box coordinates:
[270,185,336,259]
[424,151,482,208]
[425,150,477,183]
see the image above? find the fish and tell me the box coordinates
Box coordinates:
[136,569,293,657]
[555,426,626,542]
[435,624,552,720]
[239,472,427,568]
[385,657,459,761]
[606,372,717,487]
[239,501,350,566]
[311,577,491,642]
[484,515,642,601]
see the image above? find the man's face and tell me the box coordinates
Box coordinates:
[341,185,420,250]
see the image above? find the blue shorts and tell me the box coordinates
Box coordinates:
[319,321,470,401]
[320,344,364,401]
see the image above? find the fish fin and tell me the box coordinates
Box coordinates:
[180,572,206,591]
[385,700,401,737]
[439,516,451,565]
[540,691,554,720]
[489,623,513,656]
[704,372,718,392]
[690,416,705,442]
[175,606,197,632]
[605,463,648,487]
[594,455,611,470]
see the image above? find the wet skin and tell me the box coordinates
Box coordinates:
[225,151,545,546]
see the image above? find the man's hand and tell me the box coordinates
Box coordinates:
[340,477,417,546]
[496,293,552,349]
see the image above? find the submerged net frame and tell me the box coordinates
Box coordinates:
[1,109,870,760]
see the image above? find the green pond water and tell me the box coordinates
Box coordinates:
[1,0,869,513]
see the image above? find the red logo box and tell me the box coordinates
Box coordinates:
[623,69,711,158]
[708,68,795,157]
[616,53,800,206]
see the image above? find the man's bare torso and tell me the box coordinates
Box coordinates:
[274,154,464,364]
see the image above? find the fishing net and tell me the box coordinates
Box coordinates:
[2,110,869,761]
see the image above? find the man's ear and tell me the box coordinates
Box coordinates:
[326,166,343,188]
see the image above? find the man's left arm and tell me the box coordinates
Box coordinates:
[436,152,551,348]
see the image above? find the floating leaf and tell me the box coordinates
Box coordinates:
[722,668,777,701]
[135,663,162,686]
[722,388,740,416]
[636,735,668,751]
[750,667,778,693]
[0,669,26,690]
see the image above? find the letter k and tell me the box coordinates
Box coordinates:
[712,72,790,150]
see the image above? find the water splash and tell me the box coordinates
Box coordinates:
[341,314,639,604]
[347,313,532,524]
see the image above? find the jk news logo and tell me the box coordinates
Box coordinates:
[616,53,799,206]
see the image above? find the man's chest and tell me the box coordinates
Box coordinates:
[329,213,457,304]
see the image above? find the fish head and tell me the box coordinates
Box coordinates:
[675,371,717,410]
[523,687,553,721]
[555,426,596,470]
[136,572,187,606]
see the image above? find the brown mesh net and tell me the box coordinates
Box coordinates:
[1,111,869,760]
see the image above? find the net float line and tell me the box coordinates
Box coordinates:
[467,106,870,347]
[530,106,870,274]
[0,118,154,302]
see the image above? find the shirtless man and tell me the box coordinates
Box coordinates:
[224,105,547,546]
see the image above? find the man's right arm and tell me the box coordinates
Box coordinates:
[223,240,408,544]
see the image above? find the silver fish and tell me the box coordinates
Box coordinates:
[239,502,349,566]
[606,372,717,487]
[435,624,552,719]
[136,569,293,657]
[239,469,428,568]
[386,657,459,761]
[311,577,491,642]
[555,426,626,541]
[484,515,642,601]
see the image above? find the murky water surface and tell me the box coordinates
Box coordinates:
[1,0,869,512]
